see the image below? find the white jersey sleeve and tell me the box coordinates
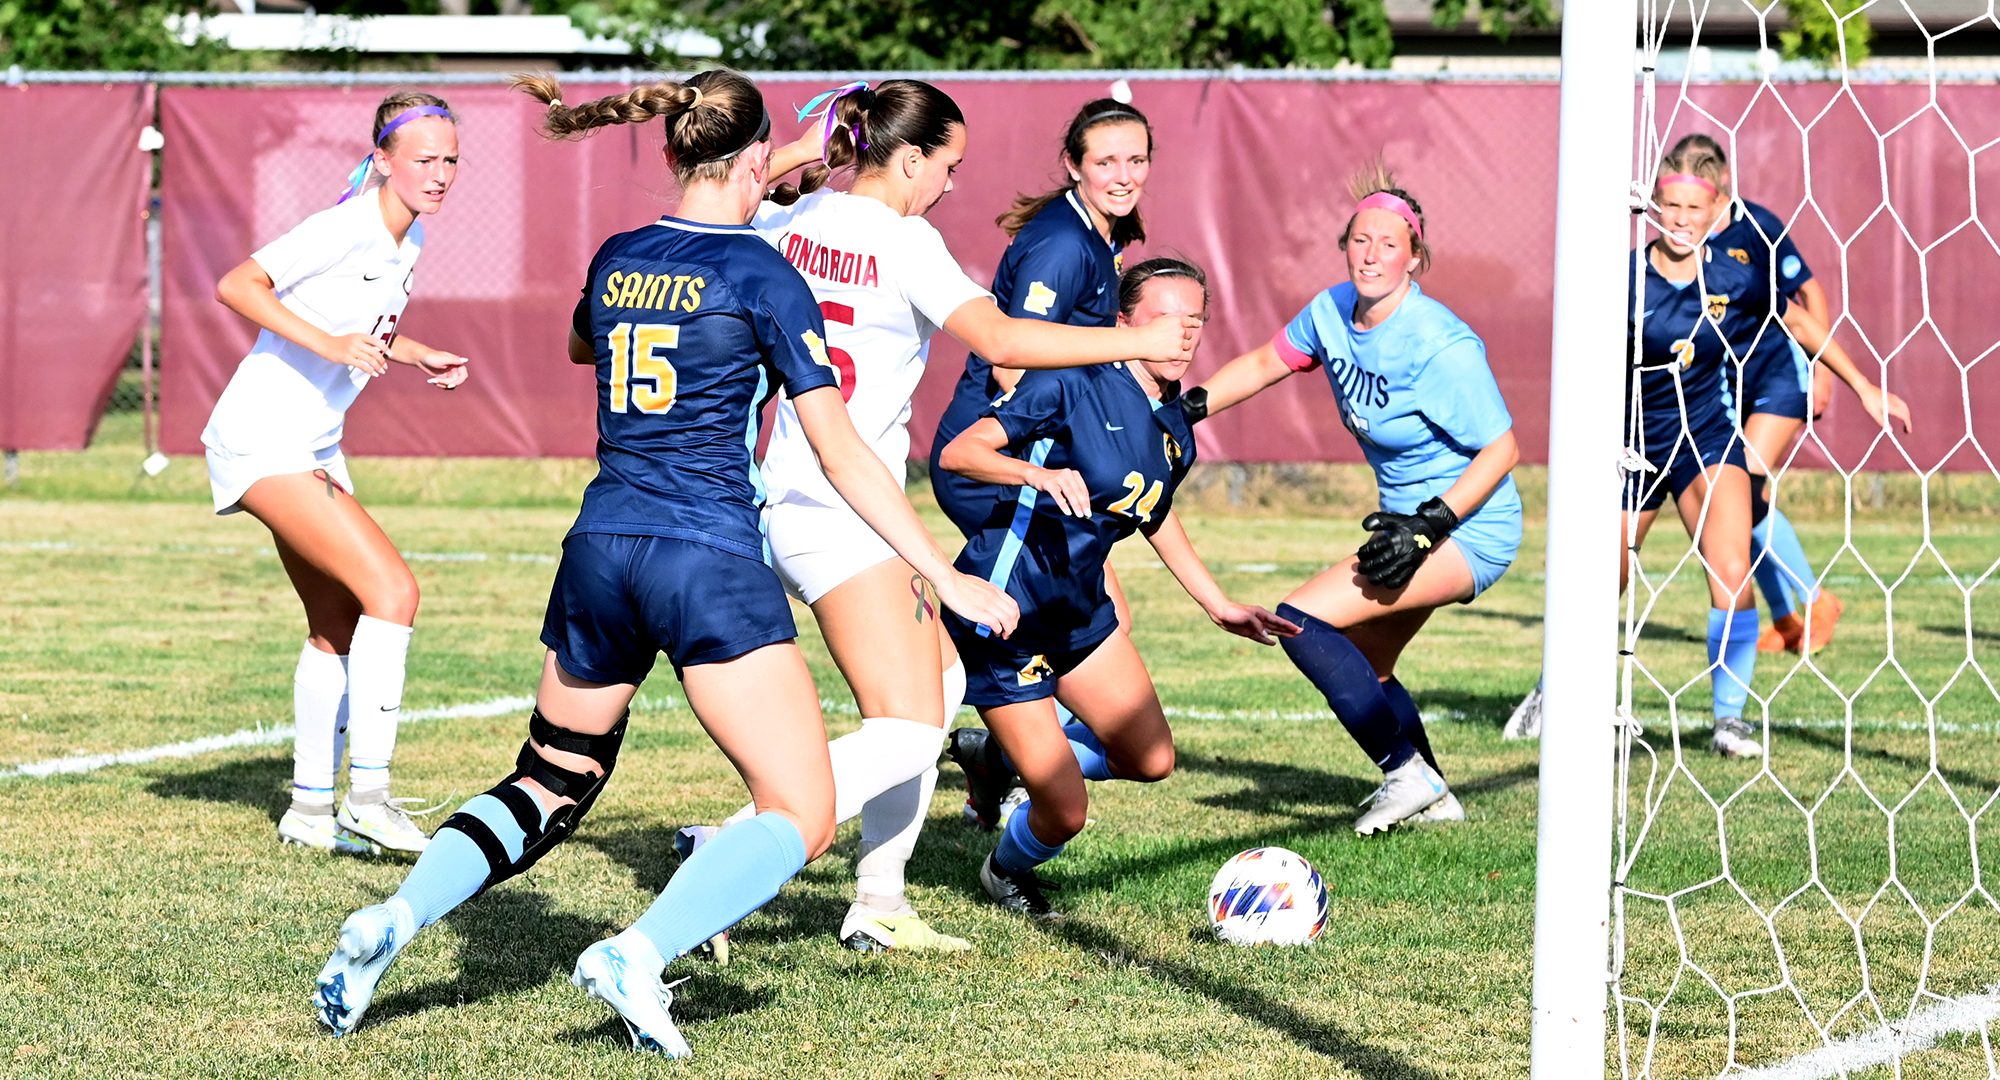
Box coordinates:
[252,208,362,294]
[892,215,991,333]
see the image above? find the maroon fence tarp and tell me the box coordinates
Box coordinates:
[2,83,151,451]
[146,79,2000,473]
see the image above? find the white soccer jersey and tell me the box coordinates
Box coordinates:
[754,190,990,510]
[202,194,424,456]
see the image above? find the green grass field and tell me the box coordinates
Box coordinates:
[3,418,1997,1079]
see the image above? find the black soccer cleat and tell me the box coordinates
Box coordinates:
[978,853,1063,921]
[946,727,1016,832]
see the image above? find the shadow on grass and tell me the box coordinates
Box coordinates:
[1782,725,2000,798]
[1922,624,2000,644]
[146,754,291,823]
[366,887,617,1027]
[1048,908,1444,1078]
[575,820,850,948]
[557,974,778,1048]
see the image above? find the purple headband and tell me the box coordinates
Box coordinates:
[376,104,452,147]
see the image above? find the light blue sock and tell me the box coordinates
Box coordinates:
[993,799,1065,874]
[631,812,807,962]
[1755,509,1818,616]
[1064,720,1114,782]
[393,787,549,928]
[1707,607,1759,720]
[1750,517,1797,621]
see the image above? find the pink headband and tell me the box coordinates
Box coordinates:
[1656,173,1718,196]
[1354,191,1423,241]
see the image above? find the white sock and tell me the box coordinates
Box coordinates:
[345,615,412,796]
[722,716,946,828]
[856,765,938,904]
[941,658,966,726]
[290,643,348,813]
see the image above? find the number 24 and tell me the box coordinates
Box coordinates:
[1105,472,1163,522]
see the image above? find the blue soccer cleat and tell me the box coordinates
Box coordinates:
[313,897,416,1036]
[572,939,693,1058]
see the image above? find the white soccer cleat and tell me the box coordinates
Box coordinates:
[572,940,693,1058]
[1416,791,1466,822]
[839,902,972,953]
[1711,718,1765,759]
[1354,758,1449,836]
[338,794,433,853]
[314,897,416,1036]
[1503,686,1544,741]
[995,786,1029,830]
[278,808,377,855]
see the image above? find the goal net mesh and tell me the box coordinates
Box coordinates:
[1613,2,2000,1078]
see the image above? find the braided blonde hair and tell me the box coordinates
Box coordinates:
[511,69,767,187]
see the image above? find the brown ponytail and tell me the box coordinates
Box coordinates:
[996,98,1152,246]
[511,70,770,187]
[769,79,966,206]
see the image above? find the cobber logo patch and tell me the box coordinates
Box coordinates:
[1017,655,1055,686]
[1023,281,1059,316]
[801,329,830,367]
[1728,248,1752,264]
[1706,294,1731,321]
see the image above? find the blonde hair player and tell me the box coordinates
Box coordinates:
[668,79,1198,956]
[310,70,1017,1056]
[203,91,470,856]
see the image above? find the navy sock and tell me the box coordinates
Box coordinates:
[1275,603,1415,771]
[632,812,807,963]
[1064,720,1115,782]
[993,799,1065,874]
[394,785,550,928]
[1381,677,1442,779]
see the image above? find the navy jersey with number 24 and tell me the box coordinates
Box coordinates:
[568,216,837,561]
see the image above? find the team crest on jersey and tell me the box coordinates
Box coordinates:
[1727,248,1751,265]
[1671,338,1695,369]
[1163,432,1182,462]
[1016,655,1056,686]
[1023,281,1059,316]
[1705,294,1731,321]
[801,329,830,367]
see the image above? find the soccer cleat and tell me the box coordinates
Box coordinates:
[1502,687,1544,740]
[1354,757,1449,836]
[995,786,1029,830]
[572,940,692,1058]
[278,808,377,855]
[337,794,433,854]
[1798,589,1843,655]
[839,902,973,953]
[1758,613,1804,653]
[978,853,1062,921]
[671,827,729,964]
[1416,791,1466,822]
[1711,717,1765,759]
[314,897,417,1036]
[947,727,1016,832]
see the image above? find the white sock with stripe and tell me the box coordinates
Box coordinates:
[290,642,348,815]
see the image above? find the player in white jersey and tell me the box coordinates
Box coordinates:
[202,92,470,856]
[675,80,1199,954]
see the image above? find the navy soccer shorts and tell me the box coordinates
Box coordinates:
[1737,340,1810,421]
[541,532,797,683]
[1626,413,1750,513]
[949,619,1114,708]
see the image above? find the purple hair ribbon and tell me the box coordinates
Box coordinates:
[336,154,375,205]
[794,81,869,163]
[375,104,452,147]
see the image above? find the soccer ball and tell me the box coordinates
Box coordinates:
[1207,847,1330,946]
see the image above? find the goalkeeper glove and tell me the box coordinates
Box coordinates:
[1356,496,1459,591]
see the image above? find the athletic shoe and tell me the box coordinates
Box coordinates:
[1502,687,1544,741]
[1757,613,1804,653]
[839,902,973,953]
[947,727,1015,832]
[337,794,433,854]
[313,897,416,1036]
[278,808,377,855]
[1354,757,1449,836]
[572,940,692,1058]
[671,827,729,964]
[1416,792,1466,822]
[995,786,1029,830]
[978,853,1062,921]
[1799,589,1843,655]
[1711,717,1765,759]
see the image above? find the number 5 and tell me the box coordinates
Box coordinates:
[819,301,858,404]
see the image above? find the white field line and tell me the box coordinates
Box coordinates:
[0,541,555,563]
[1733,987,2000,1080]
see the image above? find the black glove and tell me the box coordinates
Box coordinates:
[1177,385,1209,425]
[1356,497,1459,591]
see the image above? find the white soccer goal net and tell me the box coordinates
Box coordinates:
[1609,3,2000,1078]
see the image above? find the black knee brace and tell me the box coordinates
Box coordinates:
[1750,474,1770,527]
[440,708,628,893]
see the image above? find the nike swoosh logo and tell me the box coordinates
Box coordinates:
[1641,309,1656,318]
[379,704,400,712]
[363,272,383,281]
[1105,423,1124,431]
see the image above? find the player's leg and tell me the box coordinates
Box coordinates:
[975,695,1082,920]
[241,471,428,852]
[1054,632,1173,784]
[1676,463,1763,757]
[269,536,369,852]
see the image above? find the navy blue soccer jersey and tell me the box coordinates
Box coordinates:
[948,363,1196,652]
[568,216,838,561]
[1629,243,1789,454]
[1711,200,1813,298]
[930,190,1123,530]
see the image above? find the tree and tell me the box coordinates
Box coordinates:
[0,0,237,70]
[1779,0,1872,66]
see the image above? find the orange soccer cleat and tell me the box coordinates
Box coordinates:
[1795,589,1843,655]
[1758,613,1805,653]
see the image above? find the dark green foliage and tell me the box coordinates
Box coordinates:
[1429,0,1550,42]
[1780,0,1873,66]
[0,0,237,70]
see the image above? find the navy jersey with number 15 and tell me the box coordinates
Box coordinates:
[568,216,837,561]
